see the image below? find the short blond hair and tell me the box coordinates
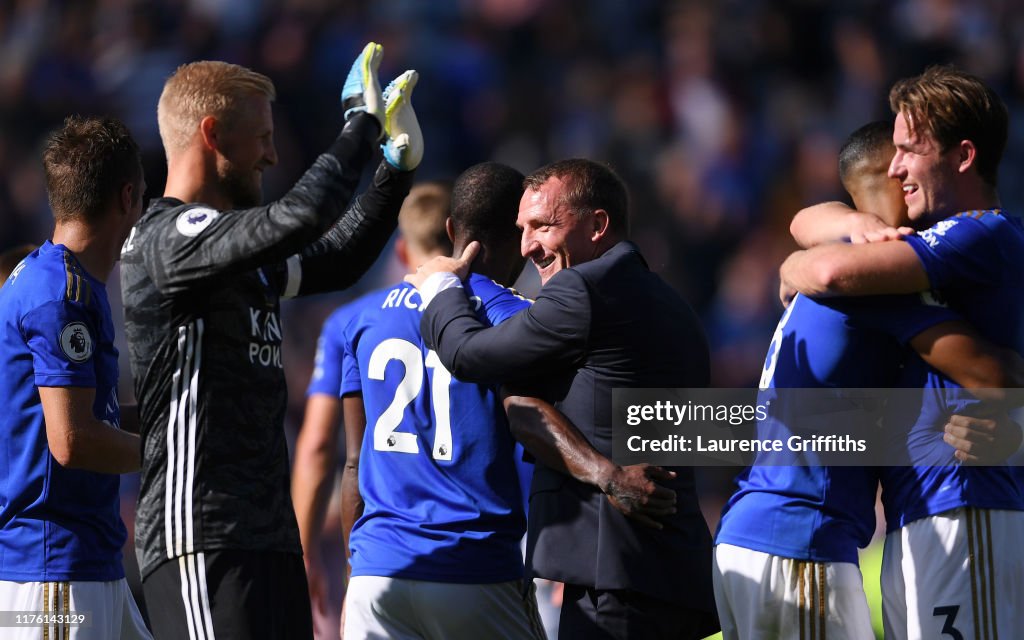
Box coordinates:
[398,182,453,257]
[157,61,276,157]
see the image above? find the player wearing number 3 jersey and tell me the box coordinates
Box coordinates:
[333,163,546,640]
[715,120,1023,640]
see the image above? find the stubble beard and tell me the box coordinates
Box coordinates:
[219,160,262,209]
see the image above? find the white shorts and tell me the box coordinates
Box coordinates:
[0,578,151,640]
[882,507,1024,640]
[343,575,547,640]
[713,543,874,640]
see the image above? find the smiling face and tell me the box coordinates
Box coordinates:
[516,177,599,285]
[216,94,277,208]
[888,111,962,226]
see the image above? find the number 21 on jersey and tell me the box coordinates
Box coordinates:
[367,338,453,461]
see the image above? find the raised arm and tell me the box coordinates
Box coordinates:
[139,46,409,295]
[290,162,412,297]
[288,69,422,297]
[141,114,382,295]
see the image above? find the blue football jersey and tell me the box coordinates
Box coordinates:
[716,293,956,563]
[310,282,535,511]
[307,296,374,399]
[880,210,1024,530]
[0,241,126,581]
[339,273,532,582]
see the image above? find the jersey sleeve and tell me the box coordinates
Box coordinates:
[338,328,362,397]
[290,162,413,298]
[22,300,99,388]
[465,275,532,326]
[838,294,961,344]
[136,115,380,295]
[307,310,351,398]
[904,215,1002,290]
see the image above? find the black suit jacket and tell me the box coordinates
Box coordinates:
[422,241,715,616]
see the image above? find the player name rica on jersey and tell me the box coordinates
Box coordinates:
[381,286,422,311]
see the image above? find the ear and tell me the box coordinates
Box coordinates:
[119,182,134,216]
[590,209,610,242]
[199,116,219,151]
[395,237,410,268]
[956,139,977,175]
[445,217,455,243]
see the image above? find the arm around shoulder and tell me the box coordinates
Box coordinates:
[790,202,857,248]
[790,202,911,247]
[780,240,930,298]
[422,269,591,384]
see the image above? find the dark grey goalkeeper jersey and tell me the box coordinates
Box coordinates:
[120,115,413,578]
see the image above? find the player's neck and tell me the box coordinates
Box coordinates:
[946,179,1001,218]
[453,242,515,287]
[51,220,118,283]
[164,150,233,211]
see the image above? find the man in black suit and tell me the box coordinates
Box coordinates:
[406,159,718,639]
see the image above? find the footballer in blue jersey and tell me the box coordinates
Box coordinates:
[880,209,1024,530]
[780,68,1024,639]
[308,299,366,399]
[294,166,549,640]
[0,117,150,639]
[0,241,126,581]
[712,290,964,640]
[343,275,530,582]
[294,181,457,636]
[717,119,1024,640]
[716,292,956,564]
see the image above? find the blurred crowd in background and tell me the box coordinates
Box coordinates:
[4,0,1024,630]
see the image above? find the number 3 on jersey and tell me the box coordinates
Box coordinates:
[367,338,453,460]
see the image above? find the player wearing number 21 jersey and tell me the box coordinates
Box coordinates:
[318,275,530,582]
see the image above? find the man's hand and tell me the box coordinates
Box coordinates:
[845,212,914,244]
[790,202,914,248]
[342,42,384,134]
[944,413,1024,464]
[381,70,423,171]
[601,464,677,530]
[779,279,797,308]
[405,241,480,289]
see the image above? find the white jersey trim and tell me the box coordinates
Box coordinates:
[166,320,203,560]
[283,255,302,299]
